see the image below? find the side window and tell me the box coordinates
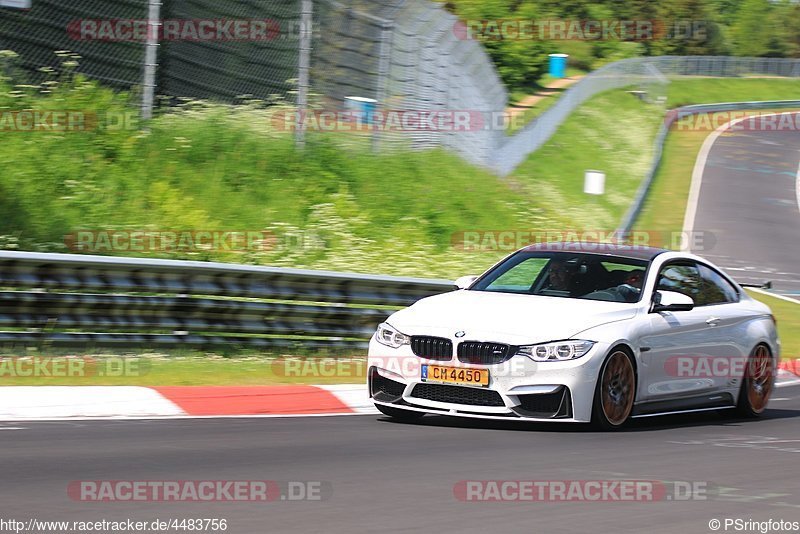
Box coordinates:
[657,263,703,303]
[697,264,739,305]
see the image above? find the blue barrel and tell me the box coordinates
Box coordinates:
[344,96,378,125]
[548,54,569,78]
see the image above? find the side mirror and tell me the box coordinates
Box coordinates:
[454,275,478,290]
[651,290,694,313]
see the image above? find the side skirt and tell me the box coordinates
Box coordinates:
[631,392,735,418]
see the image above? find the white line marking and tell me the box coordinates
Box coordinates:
[683,111,800,252]
[796,157,800,214]
[776,379,800,388]
[0,412,378,422]
[682,126,725,251]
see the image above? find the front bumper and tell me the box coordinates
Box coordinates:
[368,336,608,422]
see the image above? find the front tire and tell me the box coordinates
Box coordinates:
[592,349,637,430]
[736,344,775,418]
[375,404,425,422]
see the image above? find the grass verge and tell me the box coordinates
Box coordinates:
[0,355,368,386]
[744,291,800,360]
[0,72,662,279]
[666,78,800,107]
[511,90,664,231]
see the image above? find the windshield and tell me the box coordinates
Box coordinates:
[471,252,649,303]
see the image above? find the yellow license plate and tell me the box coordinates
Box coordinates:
[421,365,489,387]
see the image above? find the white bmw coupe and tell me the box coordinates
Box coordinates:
[368,243,779,429]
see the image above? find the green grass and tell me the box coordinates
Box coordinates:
[12,75,792,282]
[0,72,660,280]
[745,291,800,360]
[506,96,560,134]
[0,77,556,279]
[666,78,800,108]
[0,355,368,386]
[512,90,664,231]
[633,124,711,236]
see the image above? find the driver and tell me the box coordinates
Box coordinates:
[622,269,645,289]
[617,269,645,301]
[547,259,576,292]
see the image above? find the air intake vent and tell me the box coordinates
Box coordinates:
[410,383,504,407]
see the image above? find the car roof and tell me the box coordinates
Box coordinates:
[518,242,670,262]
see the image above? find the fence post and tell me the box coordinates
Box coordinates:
[372,22,393,152]
[141,0,161,121]
[296,0,313,149]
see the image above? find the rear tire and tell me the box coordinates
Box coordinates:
[375,404,425,422]
[592,349,637,430]
[736,344,775,418]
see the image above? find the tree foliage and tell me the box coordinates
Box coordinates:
[440,0,800,92]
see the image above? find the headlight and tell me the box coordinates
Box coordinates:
[516,340,595,362]
[375,322,411,349]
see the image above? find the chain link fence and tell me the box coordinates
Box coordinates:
[311,0,506,161]
[159,0,301,104]
[0,0,148,88]
[2,1,800,176]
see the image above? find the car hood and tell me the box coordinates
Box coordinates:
[386,290,638,345]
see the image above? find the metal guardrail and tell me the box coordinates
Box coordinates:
[0,251,453,351]
[614,100,800,238]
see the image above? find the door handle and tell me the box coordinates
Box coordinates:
[705,316,720,326]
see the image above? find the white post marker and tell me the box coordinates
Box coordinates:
[584,170,606,195]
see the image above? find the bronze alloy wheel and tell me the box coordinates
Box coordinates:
[745,345,774,415]
[600,351,636,426]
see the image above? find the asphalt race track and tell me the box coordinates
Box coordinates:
[1,384,800,534]
[690,112,800,296]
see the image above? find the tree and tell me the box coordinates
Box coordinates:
[730,0,784,57]
[649,0,727,56]
[772,1,800,58]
